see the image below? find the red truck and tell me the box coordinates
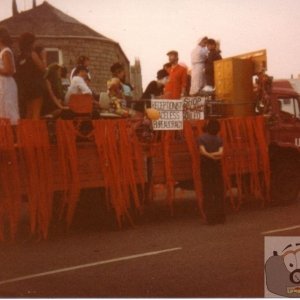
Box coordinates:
[267,79,300,204]
[1,50,299,241]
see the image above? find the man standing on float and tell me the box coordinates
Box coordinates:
[163,50,188,99]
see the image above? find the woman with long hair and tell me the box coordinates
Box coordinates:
[15,32,46,119]
[43,63,68,117]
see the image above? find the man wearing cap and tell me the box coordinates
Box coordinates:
[163,50,188,99]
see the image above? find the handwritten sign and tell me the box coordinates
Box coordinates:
[151,99,183,130]
[182,96,205,120]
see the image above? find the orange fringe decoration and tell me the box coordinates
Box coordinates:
[0,116,270,240]
[220,116,270,209]
[56,120,80,228]
[247,116,271,203]
[17,120,54,239]
[0,119,21,241]
[161,131,176,215]
[93,120,143,227]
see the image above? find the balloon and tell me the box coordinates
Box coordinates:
[146,108,160,121]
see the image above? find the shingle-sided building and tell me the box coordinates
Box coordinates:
[0,1,132,93]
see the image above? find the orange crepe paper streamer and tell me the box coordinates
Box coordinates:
[122,120,146,205]
[56,120,80,228]
[93,120,143,228]
[161,131,176,215]
[0,119,22,241]
[220,116,270,210]
[17,120,54,239]
[248,116,271,204]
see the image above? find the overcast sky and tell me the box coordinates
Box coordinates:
[1,0,300,88]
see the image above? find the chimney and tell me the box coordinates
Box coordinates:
[12,0,19,16]
[33,0,37,8]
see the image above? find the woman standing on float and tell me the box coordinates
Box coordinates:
[0,27,19,124]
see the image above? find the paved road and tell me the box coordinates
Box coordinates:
[0,192,300,298]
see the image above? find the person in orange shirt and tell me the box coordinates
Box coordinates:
[163,50,188,99]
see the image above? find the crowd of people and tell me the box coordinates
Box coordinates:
[0,26,222,123]
[0,27,135,123]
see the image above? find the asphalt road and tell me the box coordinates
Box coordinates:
[0,191,300,298]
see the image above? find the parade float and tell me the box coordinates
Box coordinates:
[0,49,299,241]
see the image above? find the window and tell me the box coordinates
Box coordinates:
[279,98,300,118]
[45,48,63,65]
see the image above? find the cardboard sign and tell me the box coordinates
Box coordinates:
[182,96,205,120]
[151,99,183,130]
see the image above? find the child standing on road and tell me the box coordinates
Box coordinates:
[198,119,225,225]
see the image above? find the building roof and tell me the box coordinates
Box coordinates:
[0,1,110,40]
[273,80,299,97]
[0,1,129,61]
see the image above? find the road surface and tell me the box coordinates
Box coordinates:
[0,191,299,297]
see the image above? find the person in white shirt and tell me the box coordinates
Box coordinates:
[70,55,91,82]
[0,27,19,125]
[65,65,92,103]
[189,36,208,96]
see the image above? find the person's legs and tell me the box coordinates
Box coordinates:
[198,63,206,90]
[190,64,201,95]
[213,162,226,223]
[31,97,42,120]
[201,158,216,224]
[26,97,43,120]
[205,69,214,87]
[25,101,33,119]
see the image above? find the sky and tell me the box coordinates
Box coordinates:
[1,0,300,88]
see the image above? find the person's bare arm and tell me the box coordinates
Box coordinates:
[0,51,15,76]
[199,145,214,159]
[45,79,67,109]
[31,51,46,72]
[210,146,224,160]
[200,145,223,160]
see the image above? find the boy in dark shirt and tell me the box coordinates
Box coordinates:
[197,119,225,225]
[142,69,169,100]
[135,69,168,112]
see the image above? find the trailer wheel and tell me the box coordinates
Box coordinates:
[270,145,300,205]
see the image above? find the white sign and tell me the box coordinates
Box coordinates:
[182,96,205,120]
[151,99,183,130]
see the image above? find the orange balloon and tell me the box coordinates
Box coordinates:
[146,108,160,121]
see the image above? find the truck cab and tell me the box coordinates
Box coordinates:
[269,79,300,149]
[268,79,300,204]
